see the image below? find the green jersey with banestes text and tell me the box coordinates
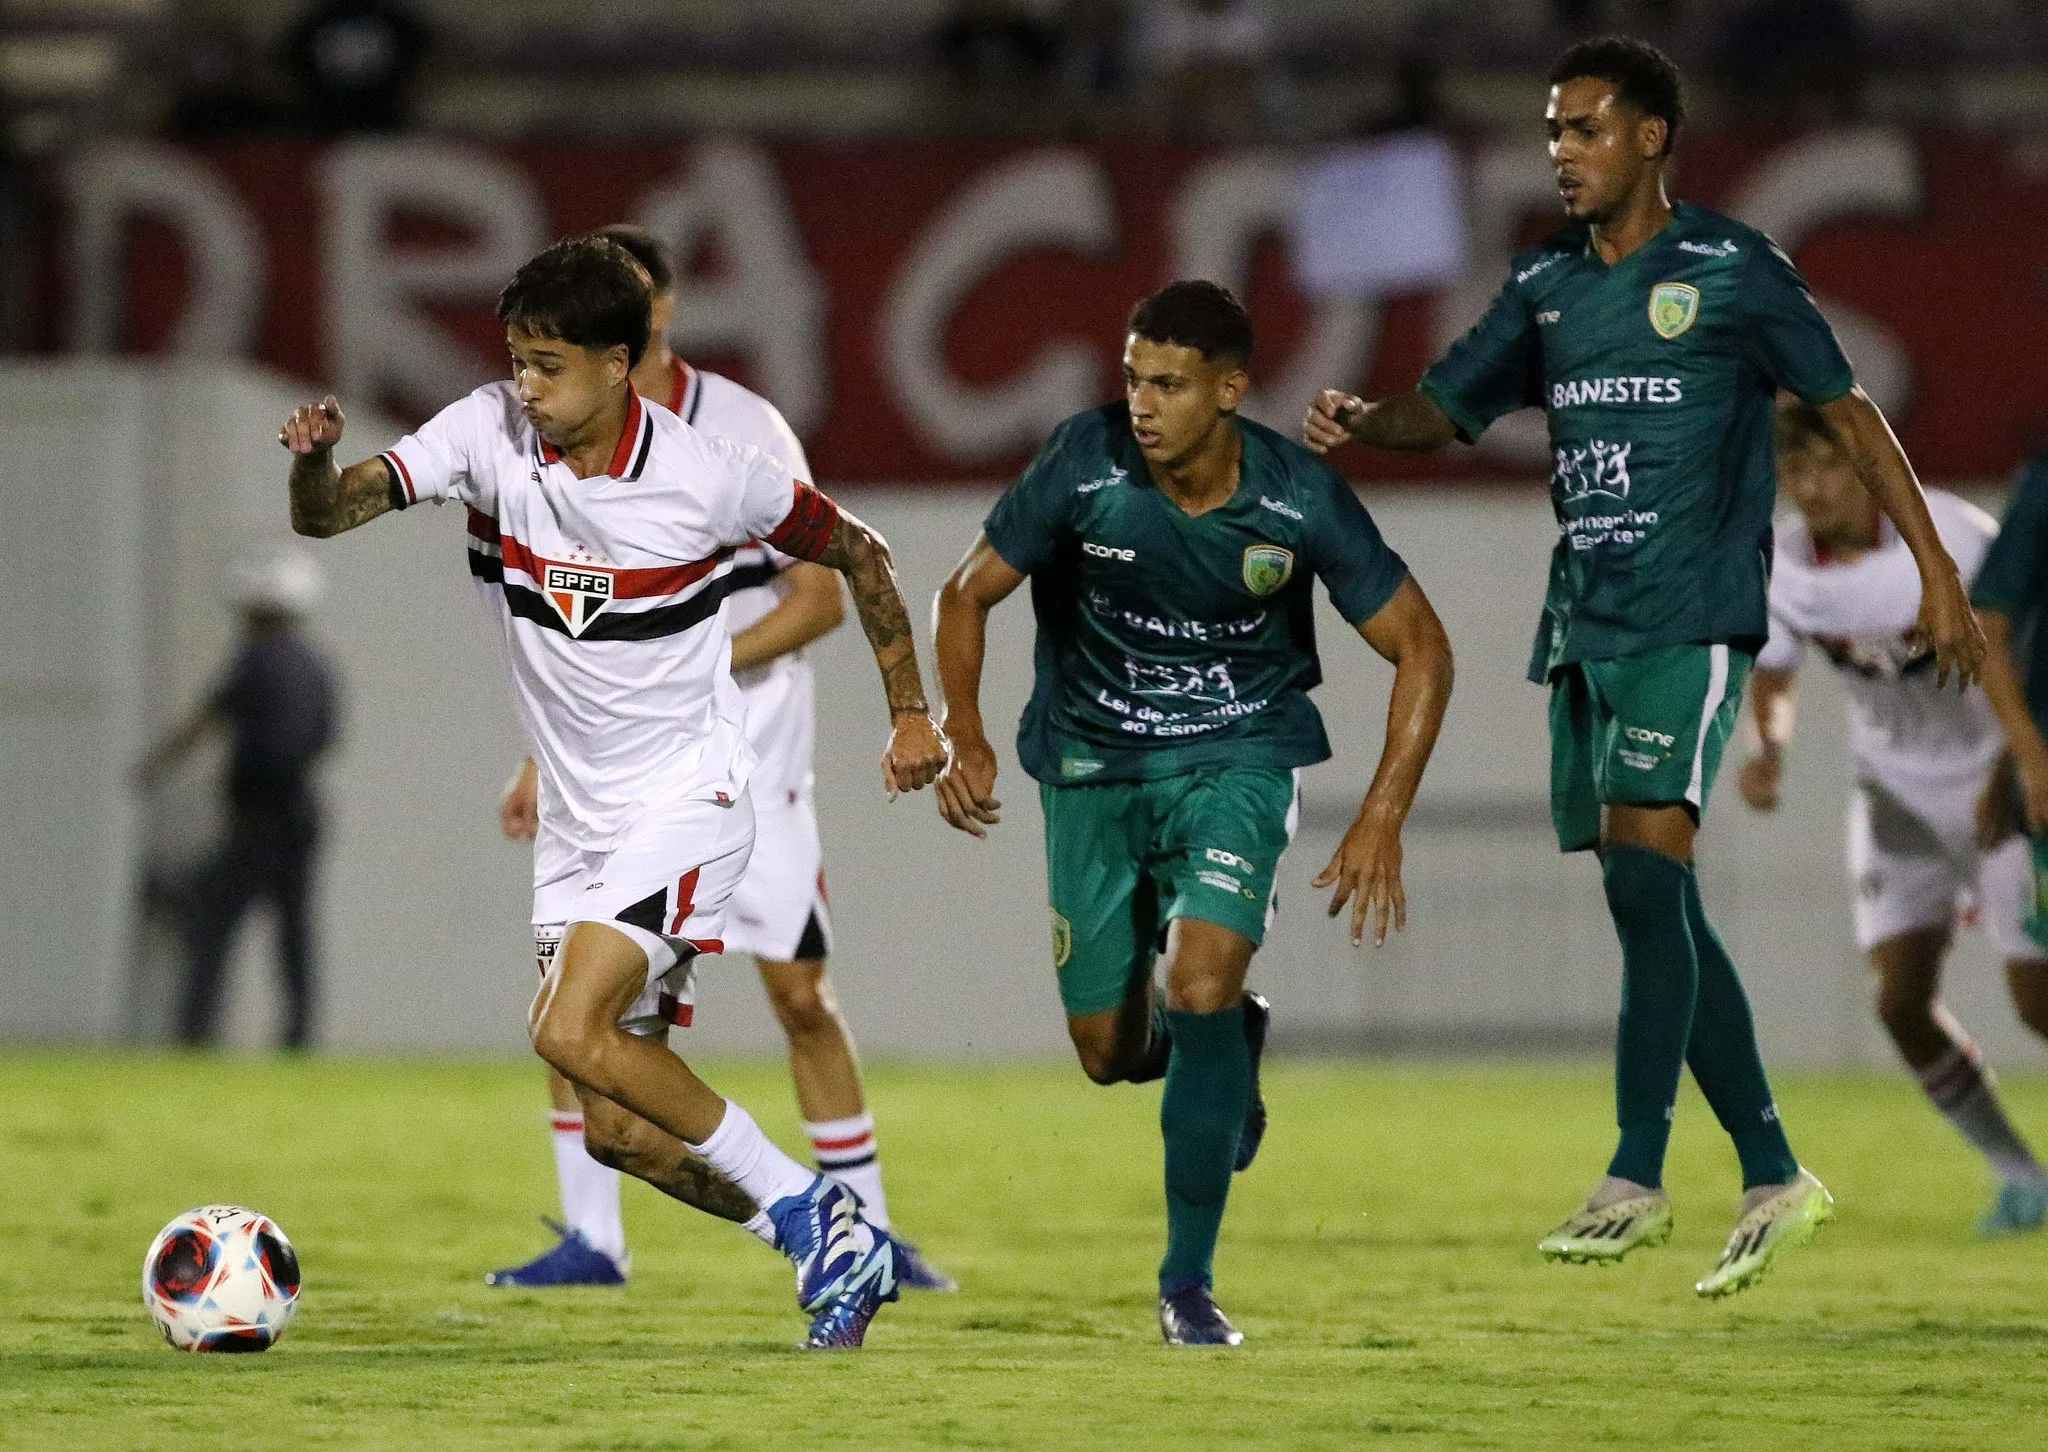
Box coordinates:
[984,404,1410,785]
[1420,201,1856,682]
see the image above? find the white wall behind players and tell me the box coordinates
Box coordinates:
[5,361,2039,1072]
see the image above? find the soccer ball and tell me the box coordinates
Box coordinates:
[142,1205,301,1352]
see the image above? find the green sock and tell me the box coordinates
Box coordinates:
[1681,867,1800,1187]
[1602,846,1699,1189]
[1158,1005,1249,1294]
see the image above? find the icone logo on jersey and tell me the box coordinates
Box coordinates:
[1083,541,1135,561]
[543,563,615,636]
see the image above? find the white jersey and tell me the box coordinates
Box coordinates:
[379,381,838,852]
[1759,489,2002,802]
[662,362,819,803]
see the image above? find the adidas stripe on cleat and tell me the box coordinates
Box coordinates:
[1695,1168,1833,1298]
[1538,1191,1673,1264]
[801,1234,900,1350]
[768,1175,872,1313]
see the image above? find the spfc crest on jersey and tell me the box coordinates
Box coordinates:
[1242,544,1294,596]
[1648,281,1700,340]
[543,562,614,637]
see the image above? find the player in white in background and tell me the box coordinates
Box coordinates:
[487,226,954,1293]
[1739,399,2048,1235]
[279,235,949,1347]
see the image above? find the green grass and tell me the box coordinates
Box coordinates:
[3,1054,2048,1449]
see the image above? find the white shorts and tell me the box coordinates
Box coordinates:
[532,791,756,1036]
[1847,777,2040,960]
[723,788,832,963]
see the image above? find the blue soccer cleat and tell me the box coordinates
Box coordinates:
[802,1234,899,1350]
[1235,991,1270,1172]
[769,1175,874,1312]
[484,1220,627,1287]
[1159,1281,1244,1346]
[1979,1181,2048,1237]
[883,1233,959,1292]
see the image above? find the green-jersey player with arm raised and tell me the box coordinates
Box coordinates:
[1305,37,1984,1298]
[934,282,1455,1345]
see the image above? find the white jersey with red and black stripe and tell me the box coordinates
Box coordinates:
[378,380,839,853]
[660,360,818,803]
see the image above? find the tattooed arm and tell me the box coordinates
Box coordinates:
[280,395,396,538]
[811,506,950,795]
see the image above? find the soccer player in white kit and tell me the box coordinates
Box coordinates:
[488,227,953,1292]
[279,235,950,1346]
[1738,399,2048,1234]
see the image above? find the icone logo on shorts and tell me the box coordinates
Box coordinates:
[1624,725,1675,748]
[544,562,614,636]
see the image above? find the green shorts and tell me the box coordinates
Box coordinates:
[1549,642,1753,853]
[1039,767,1299,1017]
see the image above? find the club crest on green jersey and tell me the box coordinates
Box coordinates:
[1050,911,1072,968]
[1648,282,1700,340]
[1242,545,1294,596]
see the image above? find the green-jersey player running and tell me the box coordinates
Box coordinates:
[934,281,1455,1345]
[1305,36,1985,1297]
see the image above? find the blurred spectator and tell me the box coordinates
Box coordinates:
[283,0,431,133]
[1057,0,1137,131]
[1354,48,1452,139]
[138,547,339,1051]
[168,28,292,139]
[1715,0,1867,123]
[935,0,1063,134]
[1136,0,1279,141]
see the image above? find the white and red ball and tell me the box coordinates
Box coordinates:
[142,1206,300,1352]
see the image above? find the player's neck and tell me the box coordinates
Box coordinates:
[557,387,635,480]
[1149,417,1242,517]
[1587,178,1674,266]
[631,346,678,404]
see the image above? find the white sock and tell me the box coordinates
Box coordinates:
[687,1100,818,1212]
[550,1110,627,1262]
[1918,1043,2048,1189]
[806,1112,891,1230]
[740,1211,779,1248]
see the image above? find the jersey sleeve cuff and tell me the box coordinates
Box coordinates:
[763,482,840,561]
[379,451,417,509]
[1416,378,1484,446]
[1795,372,1856,408]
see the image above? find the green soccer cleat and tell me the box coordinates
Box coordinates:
[1694,1168,1834,1298]
[1538,1189,1673,1264]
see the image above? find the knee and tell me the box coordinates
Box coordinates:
[529,1006,608,1086]
[767,973,840,1039]
[1164,973,1236,1016]
[1077,1045,1124,1086]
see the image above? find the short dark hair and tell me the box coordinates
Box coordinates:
[591,223,675,296]
[1549,36,1685,155]
[496,236,653,367]
[1775,395,1838,456]
[1128,280,1253,368]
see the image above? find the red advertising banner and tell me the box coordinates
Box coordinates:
[47,132,2048,481]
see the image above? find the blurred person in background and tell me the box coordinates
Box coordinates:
[1739,399,2048,1236]
[283,0,431,133]
[137,547,339,1051]
[1136,0,1280,141]
[1714,0,1866,125]
[934,0,1063,135]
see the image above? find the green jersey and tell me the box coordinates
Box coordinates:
[1971,453,2048,735]
[984,403,1409,785]
[1420,201,1856,683]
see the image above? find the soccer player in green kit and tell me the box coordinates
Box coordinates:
[933,281,1455,1345]
[1305,36,1986,1297]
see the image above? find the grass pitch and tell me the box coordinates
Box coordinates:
[3,1054,2047,1449]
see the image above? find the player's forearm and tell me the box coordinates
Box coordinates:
[819,515,931,720]
[931,582,993,742]
[1350,392,1459,453]
[290,455,392,538]
[1978,612,2048,765]
[1358,613,1453,827]
[1751,667,1796,757]
[1827,392,1954,576]
[729,570,844,673]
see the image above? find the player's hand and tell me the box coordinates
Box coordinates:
[882,711,948,799]
[499,757,539,842]
[935,728,1002,837]
[1302,389,1363,456]
[1315,800,1406,947]
[1737,750,1781,813]
[279,396,346,456]
[1908,562,1987,691]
